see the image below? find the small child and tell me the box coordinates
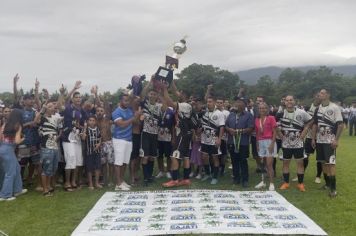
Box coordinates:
[81,115,102,190]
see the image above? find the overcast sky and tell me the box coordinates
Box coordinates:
[1,0,356,93]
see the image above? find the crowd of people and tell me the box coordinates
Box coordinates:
[0,74,345,201]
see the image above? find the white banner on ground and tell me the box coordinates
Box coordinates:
[72,190,327,236]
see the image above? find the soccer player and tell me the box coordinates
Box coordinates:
[200,94,225,185]
[304,93,322,183]
[277,95,313,192]
[139,78,165,186]
[312,89,343,198]
[162,82,198,187]
[216,97,230,176]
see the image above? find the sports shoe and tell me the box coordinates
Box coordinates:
[210,178,218,185]
[177,179,191,186]
[35,186,43,192]
[162,180,179,188]
[319,184,329,190]
[189,172,194,178]
[115,184,130,191]
[195,174,202,180]
[201,175,211,181]
[14,189,28,197]
[269,183,275,191]
[292,177,298,182]
[297,183,306,192]
[166,172,172,179]
[242,181,249,188]
[255,181,266,189]
[329,190,337,198]
[121,181,131,189]
[315,177,321,184]
[279,183,290,190]
[0,197,16,201]
[155,171,165,178]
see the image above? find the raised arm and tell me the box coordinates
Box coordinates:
[162,82,177,111]
[140,76,153,101]
[66,81,81,103]
[57,84,66,111]
[13,74,20,103]
[34,78,41,111]
[205,84,213,101]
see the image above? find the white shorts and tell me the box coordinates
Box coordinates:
[257,139,277,158]
[113,138,132,166]
[63,142,83,169]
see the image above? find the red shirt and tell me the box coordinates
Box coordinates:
[255,116,276,141]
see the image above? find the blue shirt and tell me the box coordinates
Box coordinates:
[21,108,40,146]
[112,106,134,141]
[61,103,86,142]
[225,110,254,146]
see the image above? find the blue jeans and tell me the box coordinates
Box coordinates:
[40,148,59,176]
[0,143,23,198]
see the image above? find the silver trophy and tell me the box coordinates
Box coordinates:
[155,37,187,88]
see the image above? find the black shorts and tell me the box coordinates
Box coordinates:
[343,118,348,124]
[276,139,282,153]
[201,144,219,157]
[141,132,158,157]
[282,148,304,160]
[172,133,192,159]
[85,153,101,172]
[131,133,141,159]
[316,143,336,164]
[250,136,258,158]
[158,141,172,159]
[304,138,315,155]
[219,140,228,156]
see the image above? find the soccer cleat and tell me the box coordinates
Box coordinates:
[177,179,191,186]
[115,184,130,191]
[315,177,321,184]
[195,174,202,180]
[269,183,275,191]
[166,172,172,179]
[297,183,306,192]
[279,183,290,190]
[121,181,131,189]
[210,178,218,185]
[292,177,298,182]
[14,189,28,197]
[155,171,165,178]
[162,180,179,188]
[329,190,337,198]
[319,184,329,190]
[201,175,211,181]
[255,181,266,189]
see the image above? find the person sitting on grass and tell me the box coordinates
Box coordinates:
[81,115,102,190]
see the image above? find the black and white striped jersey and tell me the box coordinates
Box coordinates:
[278,108,312,148]
[200,109,225,146]
[314,102,343,144]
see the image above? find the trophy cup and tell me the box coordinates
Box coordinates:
[154,37,187,90]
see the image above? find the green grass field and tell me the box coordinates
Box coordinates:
[0,131,355,236]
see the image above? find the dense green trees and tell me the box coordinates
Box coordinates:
[1,64,356,107]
